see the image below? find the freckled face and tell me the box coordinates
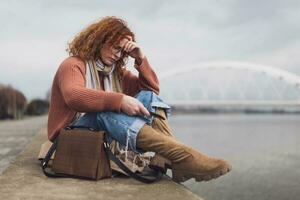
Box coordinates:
[99,36,132,66]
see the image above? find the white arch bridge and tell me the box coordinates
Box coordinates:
[159,61,300,112]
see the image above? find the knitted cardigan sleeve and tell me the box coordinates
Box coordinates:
[58,57,124,112]
[122,56,160,97]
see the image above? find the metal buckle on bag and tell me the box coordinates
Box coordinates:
[88,127,95,131]
[103,142,110,149]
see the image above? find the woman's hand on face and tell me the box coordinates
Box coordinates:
[123,38,145,66]
[120,95,150,117]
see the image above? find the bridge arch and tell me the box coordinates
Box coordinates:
[160,61,300,88]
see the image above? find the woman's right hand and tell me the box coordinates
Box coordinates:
[120,95,150,117]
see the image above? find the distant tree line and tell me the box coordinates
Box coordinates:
[0,84,49,120]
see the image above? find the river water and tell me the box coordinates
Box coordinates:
[168,114,300,200]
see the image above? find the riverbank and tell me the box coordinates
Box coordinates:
[0,115,47,174]
[0,122,202,200]
[2,113,299,200]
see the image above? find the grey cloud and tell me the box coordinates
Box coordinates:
[1,0,300,99]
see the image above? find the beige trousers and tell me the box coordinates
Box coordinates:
[149,108,173,169]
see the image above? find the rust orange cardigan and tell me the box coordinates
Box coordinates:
[48,56,159,141]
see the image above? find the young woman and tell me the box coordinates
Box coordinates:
[47,16,231,182]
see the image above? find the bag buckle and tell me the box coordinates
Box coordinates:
[103,142,110,149]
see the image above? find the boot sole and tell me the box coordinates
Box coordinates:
[172,165,232,182]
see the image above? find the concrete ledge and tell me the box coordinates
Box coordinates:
[0,127,203,200]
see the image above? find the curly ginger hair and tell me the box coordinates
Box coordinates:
[67,16,136,77]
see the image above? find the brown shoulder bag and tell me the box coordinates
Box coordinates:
[41,125,163,183]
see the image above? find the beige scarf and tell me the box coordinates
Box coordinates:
[86,59,122,92]
[86,59,152,175]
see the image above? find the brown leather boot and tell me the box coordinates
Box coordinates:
[149,108,172,171]
[137,124,232,182]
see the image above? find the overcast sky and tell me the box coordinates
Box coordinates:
[1,0,300,100]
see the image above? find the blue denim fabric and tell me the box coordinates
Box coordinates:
[73,90,171,154]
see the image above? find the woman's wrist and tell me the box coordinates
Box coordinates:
[134,55,145,67]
